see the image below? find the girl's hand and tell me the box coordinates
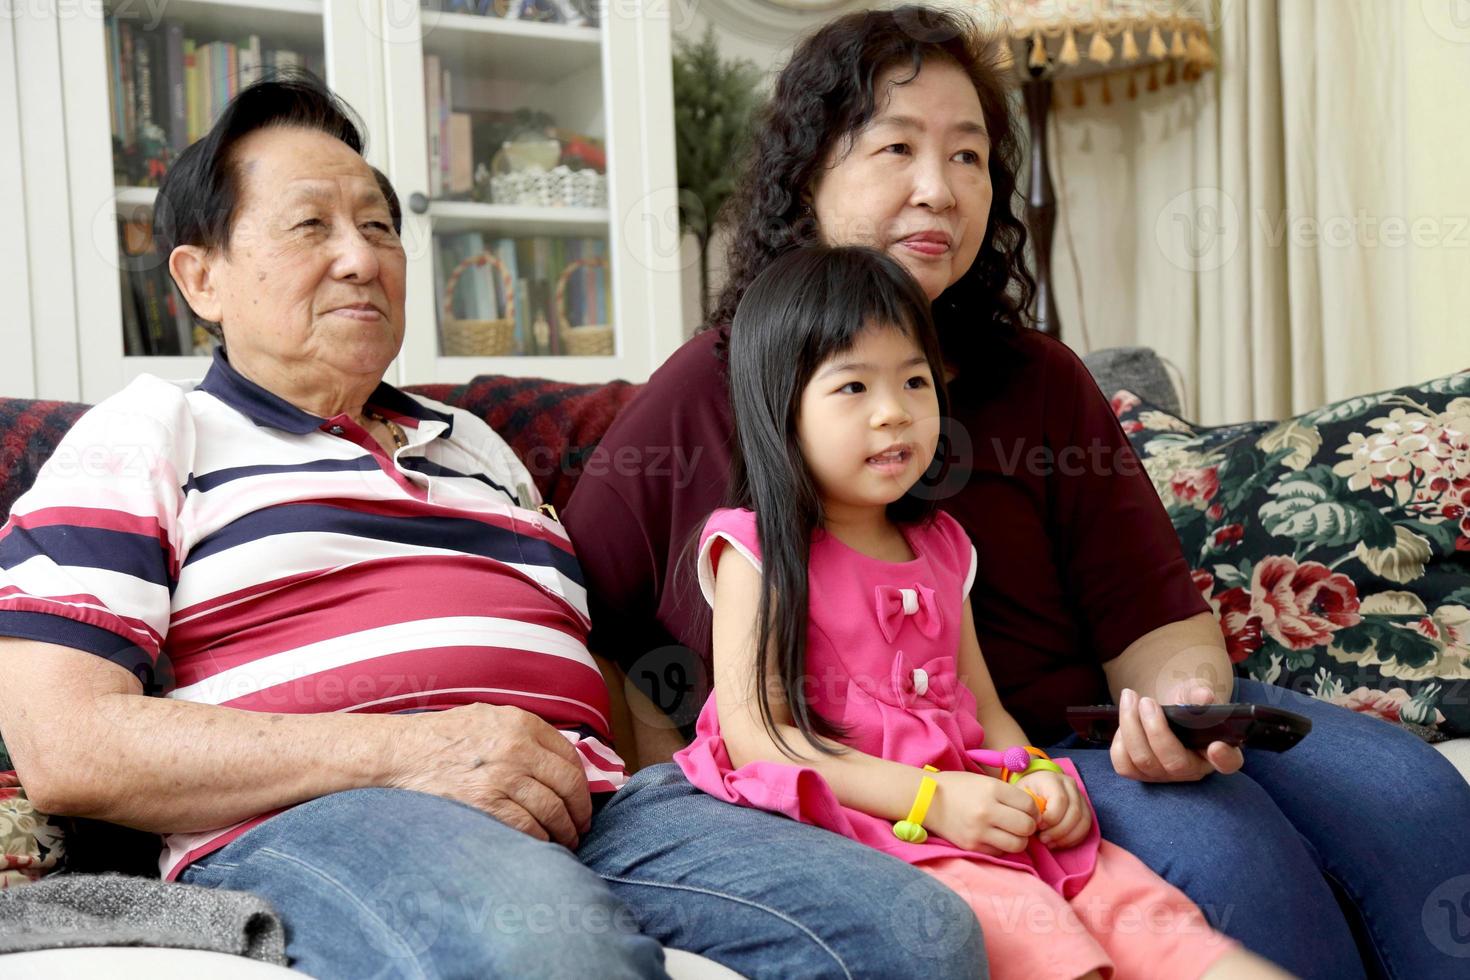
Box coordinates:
[1016,770,1091,849]
[927,770,1039,854]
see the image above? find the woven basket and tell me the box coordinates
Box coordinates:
[556,257,613,357]
[490,166,608,209]
[442,252,516,356]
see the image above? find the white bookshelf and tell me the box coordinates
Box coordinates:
[21,0,681,402]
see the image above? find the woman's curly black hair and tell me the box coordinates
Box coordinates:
[707,5,1035,374]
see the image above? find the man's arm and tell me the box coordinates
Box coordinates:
[0,638,593,845]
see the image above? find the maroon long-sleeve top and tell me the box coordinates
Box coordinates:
[563,326,1209,745]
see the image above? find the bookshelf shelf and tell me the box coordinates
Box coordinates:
[429,201,609,237]
[104,0,325,47]
[421,13,601,83]
[114,186,158,207]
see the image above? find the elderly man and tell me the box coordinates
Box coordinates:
[0,76,984,978]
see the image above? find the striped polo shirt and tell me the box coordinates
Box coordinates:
[0,350,625,879]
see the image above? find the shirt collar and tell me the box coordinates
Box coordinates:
[197,347,456,436]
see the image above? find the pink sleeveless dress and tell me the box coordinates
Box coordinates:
[674,507,1101,897]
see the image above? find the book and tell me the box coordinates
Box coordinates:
[121,23,136,151]
[105,17,121,138]
[425,55,441,198]
[440,68,451,199]
[166,24,186,151]
[184,40,199,143]
[448,112,473,195]
[240,35,261,89]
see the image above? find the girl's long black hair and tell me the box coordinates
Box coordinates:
[726,245,949,754]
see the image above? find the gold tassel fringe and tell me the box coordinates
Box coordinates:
[1029,31,1047,70]
[1073,78,1086,107]
[1088,30,1114,65]
[1059,27,1081,67]
[1121,28,1140,62]
[1147,24,1167,59]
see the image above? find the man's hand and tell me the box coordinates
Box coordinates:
[389,704,593,847]
[1109,685,1244,783]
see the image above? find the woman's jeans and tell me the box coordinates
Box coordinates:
[182,676,1470,979]
[1047,678,1470,978]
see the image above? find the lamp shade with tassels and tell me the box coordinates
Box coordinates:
[966,0,1217,341]
[994,0,1216,104]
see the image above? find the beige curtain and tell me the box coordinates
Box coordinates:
[1046,0,1470,424]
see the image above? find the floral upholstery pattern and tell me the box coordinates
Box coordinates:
[1110,371,1470,739]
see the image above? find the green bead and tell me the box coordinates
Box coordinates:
[893,820,929,844]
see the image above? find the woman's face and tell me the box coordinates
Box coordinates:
[809,58,992,303]
[179,126,407,394]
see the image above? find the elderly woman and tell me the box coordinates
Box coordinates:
[0,77,983,978]
[567,7,1470,978]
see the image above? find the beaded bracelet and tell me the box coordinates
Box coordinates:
[893,765,941,844]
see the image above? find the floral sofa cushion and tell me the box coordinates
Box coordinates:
[1,770,65,888]
[1109,371,1470,739]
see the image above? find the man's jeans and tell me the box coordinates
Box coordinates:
[181,779,986,979]
[1047,678,1470,978]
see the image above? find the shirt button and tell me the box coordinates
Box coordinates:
[328,425,345,435]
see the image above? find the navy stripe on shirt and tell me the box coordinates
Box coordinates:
[183,504,585,586]
[0,525,174,591]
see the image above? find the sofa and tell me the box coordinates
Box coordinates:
[1,346,1467,976]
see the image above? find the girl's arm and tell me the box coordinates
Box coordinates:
[955,599,1093,848]
[953,598,1030,762]
[709,547,1038,851]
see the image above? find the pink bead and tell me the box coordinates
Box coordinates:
[1003,746,1031,774]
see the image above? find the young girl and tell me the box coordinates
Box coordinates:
[674,246,1293,980]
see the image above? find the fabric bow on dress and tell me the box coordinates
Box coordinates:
[874,583,942,643]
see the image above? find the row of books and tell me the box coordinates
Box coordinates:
[435,234,609,356]
[106,15,324,186]
[424,55,472,199]
[117,219,214,357]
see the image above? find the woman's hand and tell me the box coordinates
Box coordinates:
[1110,685,1245,783]
[389,703,593,848]
[927,770,1039,854]
[1016,770,1091,849]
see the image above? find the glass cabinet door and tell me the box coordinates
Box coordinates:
[382,0,684,384]
[60,0,378,401]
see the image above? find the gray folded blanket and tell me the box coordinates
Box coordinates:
[0,873,287,965]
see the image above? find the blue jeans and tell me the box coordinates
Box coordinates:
[182,776,986,979]
[1047,678,1470,978]
[178,788,666,979]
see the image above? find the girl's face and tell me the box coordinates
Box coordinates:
[809,58,992,303]
[796,324,941,520]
